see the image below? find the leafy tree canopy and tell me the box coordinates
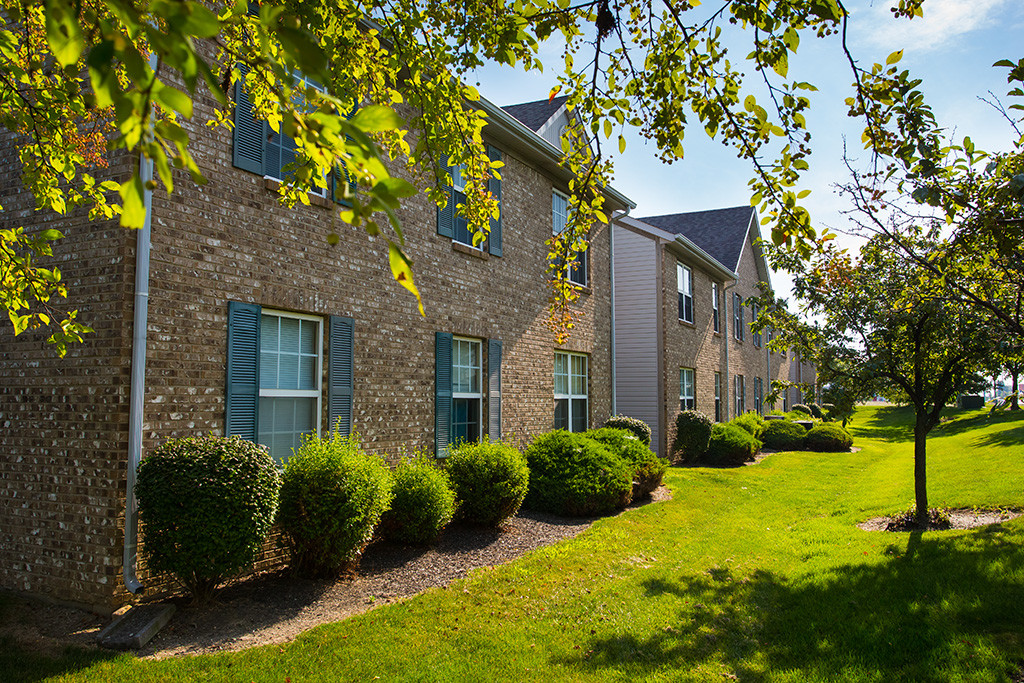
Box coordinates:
[0,0,997,352]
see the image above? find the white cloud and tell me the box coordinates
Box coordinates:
[855,0,1011,51]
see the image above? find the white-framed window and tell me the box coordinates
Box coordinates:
[680,367,695,411]
[733,293,744,341]
[714,371,722,422]
[553,190,587,286]
[450,164,483,250]
[451,337,482,443]
[754,377,763,414]
[264,74,329,198]
[258,310,322,462]
[712,282,720,333]
[554,351,588,432]
[752,302,762,348]
[677,263,693,323]
[735,374,745,416]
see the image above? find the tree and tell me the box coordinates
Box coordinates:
[765,233,996,526]
[1,0,1008,352]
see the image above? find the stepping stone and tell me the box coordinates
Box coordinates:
[97,603,176,650]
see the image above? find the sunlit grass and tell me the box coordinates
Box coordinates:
[12,405,1024,682]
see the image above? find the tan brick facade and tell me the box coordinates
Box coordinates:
[0,90,620,611]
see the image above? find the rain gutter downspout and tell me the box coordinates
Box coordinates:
[723,281,737,421]
[123,55,158,595]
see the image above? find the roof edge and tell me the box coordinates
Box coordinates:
[617,215,738,282]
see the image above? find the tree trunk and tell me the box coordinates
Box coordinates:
[1012,370,1020,411]
[914,418,929,526]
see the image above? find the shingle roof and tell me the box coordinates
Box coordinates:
[501,96,569,132]
[637,206,755,272]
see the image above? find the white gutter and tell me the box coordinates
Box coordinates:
[723,281,737,421]
[123,56,158,595]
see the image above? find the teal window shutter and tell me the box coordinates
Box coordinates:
[436,155,455,238]
[435,332,453,457]
[328,316,354,436]
[487,145,502,257]
[226,301,261,440]
[488,338,502,439]
[232,65,265,175]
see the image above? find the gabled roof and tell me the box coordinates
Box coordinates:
[637,206,756,272]
[501,96,569,132]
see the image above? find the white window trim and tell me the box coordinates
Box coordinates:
[554,351,589,431]
[752,302,762,348]
[735,374,745,415]
[677,263,693,323]
[450,164,486,252]
[264,75,329,198]
[712,282,720,333]
[733,293,744,341]
[553,190,587,286]
[452,336,483,440]
[680,367,695,411]
[714,371,722,422]
[258,309,323,459]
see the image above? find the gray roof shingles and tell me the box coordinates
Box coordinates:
[501,96,569,132]
[637,206,754,272]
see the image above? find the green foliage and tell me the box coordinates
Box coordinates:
[135,435,280,602]
[670,410,713,462]
[378,453,456,545]
[885,506,952,532]
[446,439,529,527]
[278,433,393,577]
[808,403,824,419]
[703,423,761,466]
[730,411,766,438]
[804,423,854,452]
[524,430,632,516]
[585,428,668,496]
[603,415,652,446]
[761,419,808,451]
[791,404,811,416]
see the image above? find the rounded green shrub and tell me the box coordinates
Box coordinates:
[804,423,853,452]
[378,454,456,545]
[703,423,761,466]
[730,411,766,438]
[278,433,394,577]
[136,435,280,602]
[791,403,811,416]
[808,403,824,419]
[524,430,633,516]
[760,419,807,451]
[603,415,652,446]
[670,410,713,462]
[585,428,668,496]
[446,439,530,527]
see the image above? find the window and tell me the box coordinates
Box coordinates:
[680,367,695,411]
[554,351,588,432]
[752,302,762,348]
[735,374,745,415]
[712,283,720,333]
[677,263,693,323]
[553,190,588,286]
[436,148,503,257]
[451,337,482,444]
[733,293,744,341]
[258,311,322,461]
[783,384,790,412]
[714,372,722,422]
[754,377,763,414]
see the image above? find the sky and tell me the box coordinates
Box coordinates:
[470,0,1024,300]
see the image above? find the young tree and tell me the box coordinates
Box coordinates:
[0,0,1006,351]
[765,234,997,526]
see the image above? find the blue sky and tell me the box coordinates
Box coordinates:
[472,0,1024,298]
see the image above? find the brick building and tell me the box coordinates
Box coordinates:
[0,87,633,612]
[612,207,816,458]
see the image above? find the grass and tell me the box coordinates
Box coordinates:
[7,405,1024,682]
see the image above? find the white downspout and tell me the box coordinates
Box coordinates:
[609,212,618,416]
[723,282,737,420]
[123,56,158,595]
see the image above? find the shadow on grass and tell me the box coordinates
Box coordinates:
[858,405,916,442]
[558,527,1024,680]
[1,638,121,683]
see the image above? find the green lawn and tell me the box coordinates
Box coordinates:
[10,405,1024,682]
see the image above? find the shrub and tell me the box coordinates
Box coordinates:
[586,428,668,496]
[791,404,811,416]
[808,403,824,419]
[378,453,456,545]
[803,423,854,452]
[730,411,765,438]
[447,439,530,527]
[886,506,952,531]
[760,419,807,451]
[670,411,713,462]
[703,423,761,466]
[278,433,393,577]
[524,431,633,516]
[603,415,652,446]
[821,403,836,419]
[136,435,280,603]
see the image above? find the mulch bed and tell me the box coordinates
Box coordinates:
[857,508,1021,532]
